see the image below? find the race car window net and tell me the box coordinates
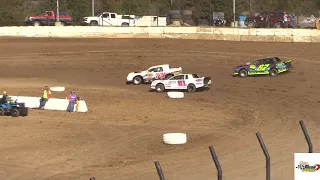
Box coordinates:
[148,67,163,72]
[171,75,184,80]
[192,74,199,78]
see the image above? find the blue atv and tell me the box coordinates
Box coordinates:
[0,101,28,117]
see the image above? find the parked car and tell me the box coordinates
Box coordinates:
[25,11,72,26]
[245,11,295,28]
[212,12,226,27]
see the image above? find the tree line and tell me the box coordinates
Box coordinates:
[0,0,319,26]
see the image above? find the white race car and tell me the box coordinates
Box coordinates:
[151,74,211,93]
[126,64,182,85]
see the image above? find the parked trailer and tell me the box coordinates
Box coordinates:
[136,16,167,26]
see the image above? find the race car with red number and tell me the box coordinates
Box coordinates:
[126,64,182,85]
[150,74,211,93]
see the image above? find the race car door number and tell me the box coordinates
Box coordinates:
[178,81,186,87]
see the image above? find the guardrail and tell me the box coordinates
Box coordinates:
[152,120,313,180]
[88,120,313,180]
[0,26,319,42]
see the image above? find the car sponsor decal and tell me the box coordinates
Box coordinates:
[155,72,166,79]
[178,81,186,86]
[257,64,270,71]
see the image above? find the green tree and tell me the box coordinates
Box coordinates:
[66,0,91,24]
[120,0,152,16]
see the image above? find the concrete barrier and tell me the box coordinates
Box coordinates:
[0,95,88,112]
[0,26,319,43]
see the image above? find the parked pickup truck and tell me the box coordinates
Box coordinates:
[25,11,72,26]
[245,11,294,28]
[81,12,135,26]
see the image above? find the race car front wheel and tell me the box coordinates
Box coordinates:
[269,68,278,76]
[155,83,165,93]
[239,69,248,78]
[133,76,143,85]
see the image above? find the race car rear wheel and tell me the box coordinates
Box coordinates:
[239,69,248,78]
[155,83,165,93]
[187,84,196,93]
[133,76,143,85]
[269,68,278,76]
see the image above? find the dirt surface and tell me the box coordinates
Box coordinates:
[0,37,319,180]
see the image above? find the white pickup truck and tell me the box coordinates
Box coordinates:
[126,64,182,85]
[81,12,135,26]
[150,74,211,93]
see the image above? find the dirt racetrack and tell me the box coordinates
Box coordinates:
[0,37,319,180]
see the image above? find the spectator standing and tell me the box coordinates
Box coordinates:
[67,90,77,112]
[39,86,51,110]
[283,12,288,28]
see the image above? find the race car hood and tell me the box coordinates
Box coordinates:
[126,70,148,81]
[131,70,147,74]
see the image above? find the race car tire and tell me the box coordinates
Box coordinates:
[269,68,278,76]
[187,84,196,93]
[155,83,165,93]
[163,133,187,145]
[133,76,143,85]
[50,86,65,92]
[239,69,248,78]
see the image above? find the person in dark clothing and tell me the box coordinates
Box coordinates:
[67,90,77,112]
[1,91,12,109]
[1,91,8,104]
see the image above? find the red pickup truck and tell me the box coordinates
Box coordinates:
[245,11,294,28]
[24,11,72,26]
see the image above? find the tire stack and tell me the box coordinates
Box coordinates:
[168,10,195,26]
[181,10,195,26]
[168,10,181,25]
[197,19,210,26]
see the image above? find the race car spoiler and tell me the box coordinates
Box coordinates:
[284,60,292,69]
[204,77,211,85]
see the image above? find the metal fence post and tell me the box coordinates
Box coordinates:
[154,161,166,180]
[256,132,270,180]
[209,145,222,180]
[299,120,313,153]
[89,177,96,180]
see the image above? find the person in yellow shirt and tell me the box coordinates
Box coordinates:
[39,86,52,110]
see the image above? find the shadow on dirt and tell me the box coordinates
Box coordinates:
[232,70,292,78]
[148,87,210,93]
